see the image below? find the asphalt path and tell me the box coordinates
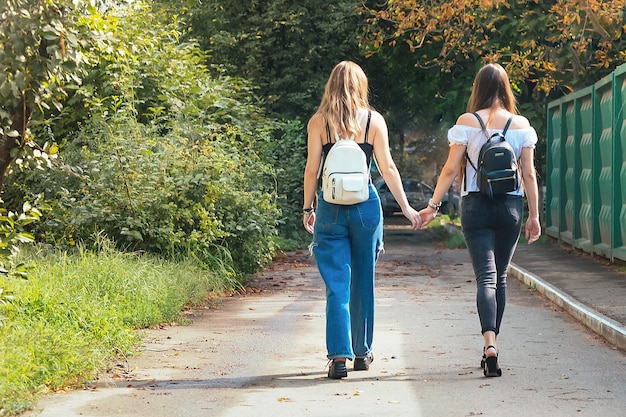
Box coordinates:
[24,221,626,417]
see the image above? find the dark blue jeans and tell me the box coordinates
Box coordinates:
[461,193,523,335]
[312,184,384,360]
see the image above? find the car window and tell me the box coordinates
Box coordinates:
[379,180,434,194]
[404,181,420,192]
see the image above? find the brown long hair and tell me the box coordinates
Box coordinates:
[315,61,370,139]
[467,63,518,114]
[460,63,519,187]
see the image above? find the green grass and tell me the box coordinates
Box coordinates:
[444,230,467,249]
[0,243,239,416]
[423,215,467,249]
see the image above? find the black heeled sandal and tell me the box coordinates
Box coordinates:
[480,347,486,368]
[483,345,502,377]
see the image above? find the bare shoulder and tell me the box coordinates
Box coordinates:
[455,112,532,130]
[308,113,323,127]
[307,113,328,146]
[307,113,326,134]
[456,112,480,128]
[366,110,388,137]
[368,109,387,126]
[508,114,531,129]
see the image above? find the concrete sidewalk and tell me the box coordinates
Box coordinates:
[510,240,626,351]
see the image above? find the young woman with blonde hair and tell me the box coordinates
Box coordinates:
[303,61,422,379]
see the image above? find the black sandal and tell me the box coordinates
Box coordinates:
[483,345,502,377]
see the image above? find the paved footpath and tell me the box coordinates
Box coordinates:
[24,224,626,417]
[511,239,626,351]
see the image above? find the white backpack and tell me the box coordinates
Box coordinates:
[320,111,371,205]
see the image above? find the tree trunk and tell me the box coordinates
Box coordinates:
[0,96,31,192]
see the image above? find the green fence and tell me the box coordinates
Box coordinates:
[546,63,626,262]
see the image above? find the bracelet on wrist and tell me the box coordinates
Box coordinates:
[428,198,442,212]
[303,207,314,214]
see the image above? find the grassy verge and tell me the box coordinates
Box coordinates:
[0,242,239,416]
[424,214,467,249]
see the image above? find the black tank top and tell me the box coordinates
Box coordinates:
[322,111,374,166]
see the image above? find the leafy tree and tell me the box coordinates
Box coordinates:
[362,0,626,177]
[0,0,100,291]
[0,0,90,191]
[363,0,625,97]
[181,0,367,120]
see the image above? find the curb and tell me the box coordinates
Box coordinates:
[509,262,626,352]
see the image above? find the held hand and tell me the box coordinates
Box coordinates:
[401,206,423,230]
[417,207,438,229]
[524,217,541,244]
[303,211,315,234]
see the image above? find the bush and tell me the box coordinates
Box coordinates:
[29,118,279,276]
[4,4,285,277]
[257,119,310,248]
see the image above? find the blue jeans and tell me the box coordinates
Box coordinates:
[461,193,523,335]
[312,184,384,360]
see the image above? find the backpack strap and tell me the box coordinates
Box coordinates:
[464,113,484,173]
[473,112,487,133]
[364,111,372,144]
[325,122,331,145]
[501,116,513,136]
[472,112,513,136]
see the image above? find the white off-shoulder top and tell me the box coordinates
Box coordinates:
[447,125,538,197]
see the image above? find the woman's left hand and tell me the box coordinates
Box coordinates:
[303,211,316,234]
[417,207,438,229]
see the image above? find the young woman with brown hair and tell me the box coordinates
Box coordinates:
[419,63,541,377]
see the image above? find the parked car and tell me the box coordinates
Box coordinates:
[375,178,434,217]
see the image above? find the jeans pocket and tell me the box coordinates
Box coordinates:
[503,196,523,225]
[461,195,485,229]
[316,202,339,228]
[357,198,382,231]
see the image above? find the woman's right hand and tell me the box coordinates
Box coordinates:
[524,216,541,244]
[417,206,438,229]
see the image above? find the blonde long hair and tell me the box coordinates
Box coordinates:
[315,61,370,139]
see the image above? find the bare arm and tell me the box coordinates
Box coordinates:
[370,112,422,229]
[302,115,324,234]
[520,146,541,243]
[418,144,466,228]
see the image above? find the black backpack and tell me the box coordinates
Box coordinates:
[465,113,519,199]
